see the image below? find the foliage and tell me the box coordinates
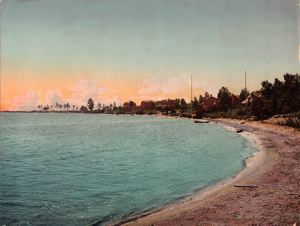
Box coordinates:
[66,103,70,111]
[97,102,102,110]
[249,93,270,119]
[250,73,300,119]
[239,88,250,102]
[80,106,88,112]
[195,105,204,118]
[128,101,136,107]
[43,105,50,111]
[192,96,199,109]
[174,99,181,109]
[87,98,94,111]
[217,86,231,111]
[199,95,204,104]
[180,98,188,109]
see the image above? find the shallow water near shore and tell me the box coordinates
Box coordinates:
[0,113,256,226]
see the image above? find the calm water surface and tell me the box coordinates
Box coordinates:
[0,113,255,225]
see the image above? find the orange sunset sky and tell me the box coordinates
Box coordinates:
[1,0,299,111]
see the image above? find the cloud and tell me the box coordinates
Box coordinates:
[4,75,220,111]
[137,74,188,99]
[5,79,120,111]
[68,79,107,106]
[10,90,40,111]
[45,89,63,106]
[137,73,219,100]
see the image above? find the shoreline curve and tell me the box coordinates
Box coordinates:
[108,118,299,226]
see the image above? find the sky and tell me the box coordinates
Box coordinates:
[0,0,299,110]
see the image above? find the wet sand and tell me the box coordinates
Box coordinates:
[112,119,300,226]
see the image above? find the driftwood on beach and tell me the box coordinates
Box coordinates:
[194,119,210,123]
[233,185,258,189]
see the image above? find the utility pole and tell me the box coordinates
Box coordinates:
[245,70,247,91]
[190,74,193,115]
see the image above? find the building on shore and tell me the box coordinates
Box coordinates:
[202,96,218,112]
[155,99,176,111]
[140,101,156,111]
[123,101,137,113]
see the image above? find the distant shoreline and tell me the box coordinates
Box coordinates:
[109,119,300,226]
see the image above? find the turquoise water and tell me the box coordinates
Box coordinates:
[0,113,255,225]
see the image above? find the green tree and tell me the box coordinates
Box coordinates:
[249,73,300,118]
[80,106,88,112]
[204,92,211,99]
[174,98,181,109]
[282,73,300,112]
[199,95,204,104]
[261,80,273,99]
[192,96,199,110]
[97,102,102,110]
[272,78,283,113]
[66,103,70,111]
[180,98,188,109]
[43,105,50,111]
[239,88,250,102]
[250,93,270,119]
[217,86,231,111]
[87,98,94,111]
[260,74,300,114]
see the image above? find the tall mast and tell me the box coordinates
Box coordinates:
[244,70,247,90]
[190,74,193,114]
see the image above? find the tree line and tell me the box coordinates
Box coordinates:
[36,73,300,121]
[249,73,300,119]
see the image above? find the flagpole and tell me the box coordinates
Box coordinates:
[190,74,193,114]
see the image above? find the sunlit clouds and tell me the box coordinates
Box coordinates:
[1,74,223,111]
[10,90,41,111]
[68,79,107,106]
[137,73,220,101]
[44,89,64,106]
[1,0,299,111]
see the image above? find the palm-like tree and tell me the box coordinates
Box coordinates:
[97,102,101,110]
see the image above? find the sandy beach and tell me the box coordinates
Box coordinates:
[112,119,300,226]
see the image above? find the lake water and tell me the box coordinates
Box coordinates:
[0,113,255,225]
